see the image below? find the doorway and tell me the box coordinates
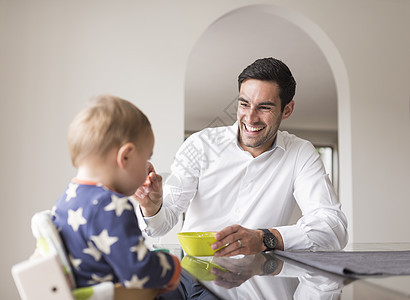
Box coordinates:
[184,4,352,231]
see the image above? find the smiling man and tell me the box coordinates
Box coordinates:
[237,79,294,157]
[136,57,348,257]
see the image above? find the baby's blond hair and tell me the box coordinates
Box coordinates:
[68,95,151,168]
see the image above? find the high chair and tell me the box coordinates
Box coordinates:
[11,210,158,300]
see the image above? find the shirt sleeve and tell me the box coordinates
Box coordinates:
[88,196,180,289]
[143,135,201,237]
[276,141,348,251]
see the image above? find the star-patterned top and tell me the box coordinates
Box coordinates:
[52,178,180,289]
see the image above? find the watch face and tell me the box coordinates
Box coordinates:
[263,259,278,275]
[266,236,277,248]
[260,229,277,250]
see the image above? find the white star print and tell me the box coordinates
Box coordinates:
[130,237,148,261]
[104,194,133,217]
[90,229,118,255]
[157,252,172,278]
[65,183,79,201]
[83,241,102,261]
[124,274,150,289]
[69,254,82,270]
[88,273,113,285]
[67,207,87,232]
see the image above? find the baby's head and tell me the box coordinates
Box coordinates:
[68,95,153,195]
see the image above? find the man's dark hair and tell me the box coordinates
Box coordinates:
[238,57,296,111]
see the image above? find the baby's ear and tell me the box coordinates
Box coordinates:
[117,143,135,168]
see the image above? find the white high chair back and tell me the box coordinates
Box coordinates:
[12,253,75,300]
[31,210,77,289]
[11,210,158,300]
[12,210,114,300]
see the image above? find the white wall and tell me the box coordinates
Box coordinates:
[1,1,409,298]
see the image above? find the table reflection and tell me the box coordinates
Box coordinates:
[158,251,352,300]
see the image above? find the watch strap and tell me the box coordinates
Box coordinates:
[259,228,278,251]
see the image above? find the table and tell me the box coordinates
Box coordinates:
[156,243,410,300]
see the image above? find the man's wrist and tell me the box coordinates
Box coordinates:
[258,230,266,252]
[259,228,278,251]
[258,228,284,251]
[140,202,162,217]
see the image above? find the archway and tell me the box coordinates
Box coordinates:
[184,4,352,240]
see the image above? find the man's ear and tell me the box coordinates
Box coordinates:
[282,100,295,120]
[117,143,135,169]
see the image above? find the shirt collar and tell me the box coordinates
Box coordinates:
[232,121,286,153]
[275,130,286,151]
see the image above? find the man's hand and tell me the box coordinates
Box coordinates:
[133,162,163,217]
[211,225,284,257]
[211,253,284,288]
[211,255,257,289]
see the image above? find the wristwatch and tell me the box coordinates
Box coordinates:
[259,228,278,251]
[261,252,279,275]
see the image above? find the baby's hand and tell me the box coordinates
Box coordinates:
[158,277,180,294]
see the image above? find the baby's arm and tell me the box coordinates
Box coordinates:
[158,255,181,294]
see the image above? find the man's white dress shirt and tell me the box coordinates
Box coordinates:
[142,123,348,250]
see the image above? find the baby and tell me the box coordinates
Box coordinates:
[52,95,180,291]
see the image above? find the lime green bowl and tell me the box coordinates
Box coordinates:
[181,255,226,281]
[177,232,220,256]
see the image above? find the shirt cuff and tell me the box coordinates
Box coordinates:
[142,205,166,236]
[276,225,312,250]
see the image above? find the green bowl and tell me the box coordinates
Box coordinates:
[177,232,222,256]
[181,255,226,281]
